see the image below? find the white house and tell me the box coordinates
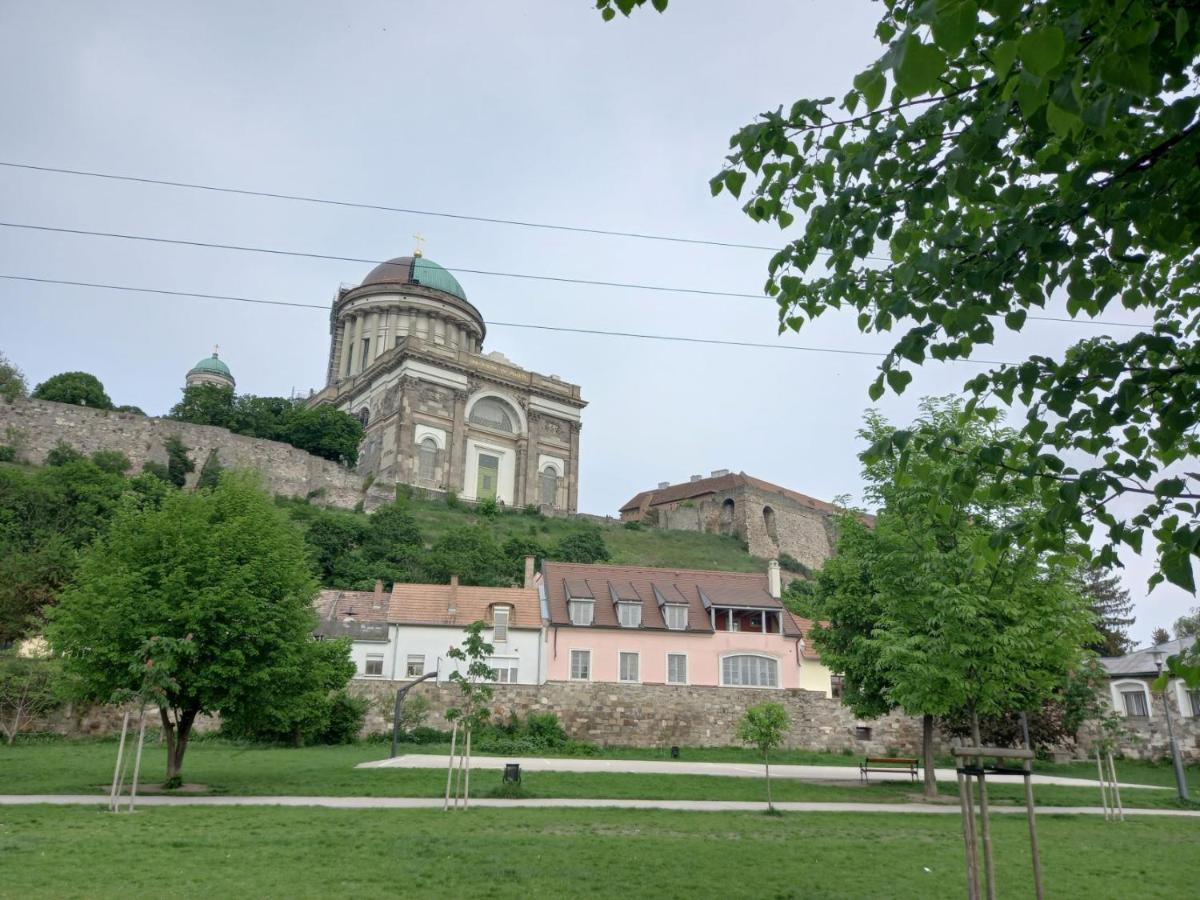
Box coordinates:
[314,558,545,685]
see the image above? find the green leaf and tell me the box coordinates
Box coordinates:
[1100,46,1154,95]
[1162,547,1196,592]
[895,36,947,99]
[886,369,913,394]
[853,68,886,111]
[931,1,978,55]
[601,6,616,21]
[868,377,885,402]
[651,0,668,12]
[1045,101,1080,138]
[991,39,1018,80]
[724,170,747,199]
[1017,26,1065,77]
[1081,94,1113,131]
[1004,309,1027,330]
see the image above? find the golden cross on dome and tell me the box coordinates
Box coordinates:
[413,233,426,258]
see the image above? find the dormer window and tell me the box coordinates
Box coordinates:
[663,604,687,631]
[569,598,594,626]
[492,605,510,643]
[618,602,641,628]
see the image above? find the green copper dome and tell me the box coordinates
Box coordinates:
[187,352,234,385]
[361,255,467,301]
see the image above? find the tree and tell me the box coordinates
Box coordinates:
[553,527,611,564]
[444,621,496,810]
[1078,565,1135,656]
[359,502,423,580]
[1174,608,1200,640]
[0,652,64,744]
[424,526,511,586]
[195,449,224,490]
[1151,626,1171,646]
[598,0,1200,670]
[737,701,790,812]
[46,472,319,783]
[809,400,1094,796]
[168,383,236,429]
[282,405,363,467]
[220,638,359,746]
[32,372,113,409]
[0,352,28,402]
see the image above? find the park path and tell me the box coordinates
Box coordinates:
[359,754,1164,791]
[1,794,1197,816]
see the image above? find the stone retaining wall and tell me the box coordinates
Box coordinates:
[350,679,949,756]
[0,398,395,511]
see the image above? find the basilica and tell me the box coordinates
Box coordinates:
[304,249,585,512]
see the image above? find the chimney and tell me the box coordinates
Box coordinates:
[690,474,702,483]
[767,559,781,599]
[657,481,670,489]
[448,574,459,615]
[711,468,730,477]
[524,555,536,589]
[374,579,384,601]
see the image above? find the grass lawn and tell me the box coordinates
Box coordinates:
[0,805,1194,898]
[5,739,1198,810]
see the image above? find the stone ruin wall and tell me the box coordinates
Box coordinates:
[351,679,947,757]
[0,398,396,511]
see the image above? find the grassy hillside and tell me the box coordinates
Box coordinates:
[280,493,767,575]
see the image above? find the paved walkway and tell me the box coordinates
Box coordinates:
[2,794,1196,816]
[359,754,1164,791]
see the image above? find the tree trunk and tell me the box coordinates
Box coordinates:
[922,713,938,799]
[160,707,198,782]
[765,751,773,812]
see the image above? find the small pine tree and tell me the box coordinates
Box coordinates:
[196,449,224,491]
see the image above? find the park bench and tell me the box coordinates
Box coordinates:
[859,756,919,783]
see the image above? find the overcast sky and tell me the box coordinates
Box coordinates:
[0,0,1191,643]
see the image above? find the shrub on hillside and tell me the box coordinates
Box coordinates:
[89,450,131,475]
[553,527,611,564]
[32,372,113,409]
[45,442,83,467]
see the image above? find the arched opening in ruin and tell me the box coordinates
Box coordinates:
[720,498,736,535]
[763,505,778,543]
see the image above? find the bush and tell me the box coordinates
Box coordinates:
[477,496,499,518]
[32,371,113,409]
[445,490,461,510]
[46,442,83,467]
[404,725,454,744]
[622,520,643,531]
[553,527,611,564]
[0,446,15,463]
[320,690,368,744]
[778,553,811,576]
[89,450,131,474]
[522,504,541,517]
[474,711,573,755]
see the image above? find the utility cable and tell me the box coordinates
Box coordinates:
[0,273,1015,365]
[0,220,1155,328]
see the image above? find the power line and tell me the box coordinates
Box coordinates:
[0,220,1156,329]
[0,273,1014,365]
[0,160,789,253]
[0,221,770,301]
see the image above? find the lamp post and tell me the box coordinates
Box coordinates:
[1151,649,1190,802]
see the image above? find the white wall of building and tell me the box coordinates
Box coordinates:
[351,623,545,685]
[462,438,517,505]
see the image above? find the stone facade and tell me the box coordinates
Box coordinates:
[307,255,585,513]
[1077,675,1200,762]
[351,679,946,756]
[0,398,395,511]
[621,472,849,570]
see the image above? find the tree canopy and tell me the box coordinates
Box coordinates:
[169,385,364,466]
[0,352,28,402]
[46,472,325,781]
[32,371,113,409]
[599,0,1200,675]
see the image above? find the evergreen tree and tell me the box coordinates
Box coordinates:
[1078,566,1135,656]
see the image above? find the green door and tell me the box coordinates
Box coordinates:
[476,453,499,500]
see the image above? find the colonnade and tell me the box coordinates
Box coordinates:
[334,307,481,379]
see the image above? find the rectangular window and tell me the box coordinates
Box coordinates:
[619,651,639,683]
[1121,689,1149,717]
[830,675,845,699]
[364,654,384,677]
[570,649,591,681]
[488,659,519,683]
[1190,689,1200,718]
[493,606,510,643]
[722,655,779,688]
[618,602,641,628]
[667,653,687,685]
[406,654,425,678]
[361,337,371,369]
[664,605,687,630]
[569,600,594,626]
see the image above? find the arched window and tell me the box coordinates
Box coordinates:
[357,407,370,427]
[720,498,735,535]
[1113,680,1151,717]
[469,397,516,433]
[763,505,778,542]
[418,437,437,482]
[540,465,559,506]
[721,654,779,688]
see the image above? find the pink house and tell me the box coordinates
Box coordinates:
[539,560,833,694]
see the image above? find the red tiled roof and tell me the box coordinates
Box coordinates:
[389,581,541,629]
[315,589,389,624]
[541,561,807,639]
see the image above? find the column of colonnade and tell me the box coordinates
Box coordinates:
[333,305,485,381]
